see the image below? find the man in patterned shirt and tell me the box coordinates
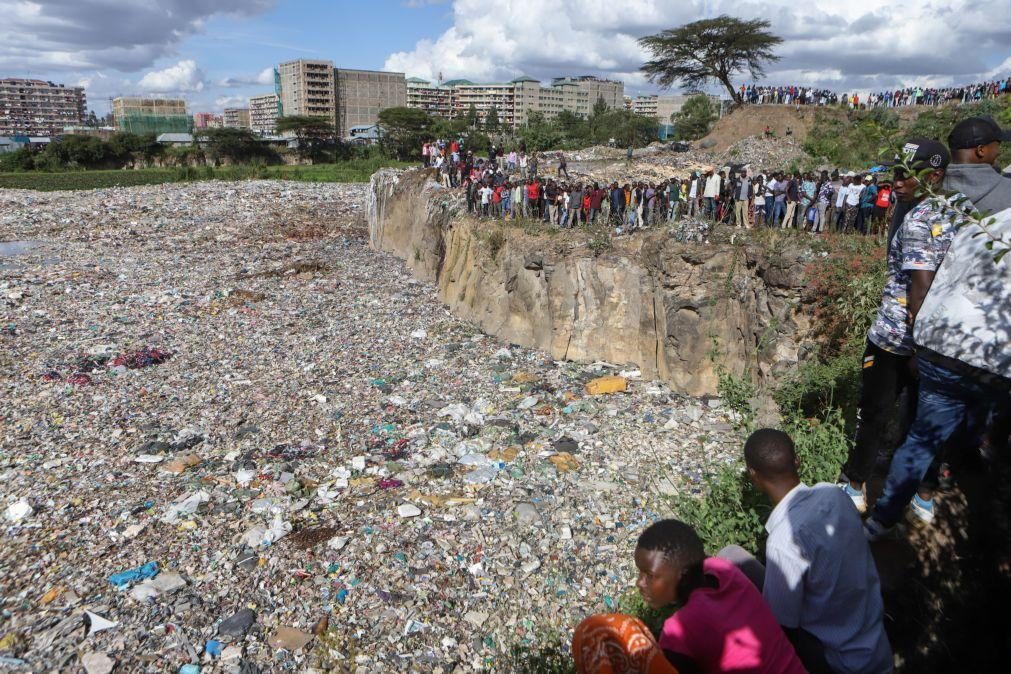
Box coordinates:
[840,139,968,520]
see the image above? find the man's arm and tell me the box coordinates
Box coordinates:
[907,269,936,324]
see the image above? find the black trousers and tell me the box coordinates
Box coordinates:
[844,340,918,485]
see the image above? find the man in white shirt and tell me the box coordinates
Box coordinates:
[833,174,849,231]
[843,173,864,232]
[702,168,721,219]
[687,172,700,217]
[726,429,893,673]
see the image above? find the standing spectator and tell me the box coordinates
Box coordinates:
[702,168,721,219]
[783,173,800,228]
[814,171,834,233]
[842,140,962,517]
[557,151,570,179]
[734,171,753,227]
[843,173,864,232]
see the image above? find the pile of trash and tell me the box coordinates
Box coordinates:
[717,135,810,171]
[1,180,743,672]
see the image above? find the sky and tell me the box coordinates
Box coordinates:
[3,0,1010,116]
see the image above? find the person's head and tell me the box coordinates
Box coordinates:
[947,116,1010,167]
[888,138,950,202]
[744,428,800,496]
[634,519,706,609]
[863,175,872,185]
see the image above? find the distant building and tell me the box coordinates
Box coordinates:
[404,75,625,129]
[406,77,454,118]
[112,97,191,135]
[249,93,279,135]
[223,107,251,129]
[274,60,406,139]
[334,68,406,138]
[631,94,723,123]
[0,78,87,136]
[0,136,17,154]
[193,112,222,129]
[275,59,338,127]
[347,124,383,144]
[156,133,194,146]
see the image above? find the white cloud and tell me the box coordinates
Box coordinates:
[138,59,206,93]
[0,0,277,72]
[214,95,248,109]
[384,0,1011,96]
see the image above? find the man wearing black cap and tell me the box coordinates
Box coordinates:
[943,116,1011,215]
[841,139,968,521]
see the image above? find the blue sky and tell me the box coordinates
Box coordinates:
[3,0,1010,116]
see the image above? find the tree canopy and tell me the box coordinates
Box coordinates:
[672,94,717,141]
[377,106,435,160]
[276,115,335,160]
[639,15,782,104]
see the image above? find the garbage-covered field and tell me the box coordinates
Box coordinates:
[1,181,743,672]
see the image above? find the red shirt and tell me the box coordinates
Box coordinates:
[527,183,540,199]
[492,186,502,203]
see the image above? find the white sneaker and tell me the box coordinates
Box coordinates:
[909,494,935,525]
[841,483,867,514]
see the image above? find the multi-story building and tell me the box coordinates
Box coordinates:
[551,76,624,110]
[0,78,86,135]
[274,60,406,138]
[275,59,337,128]
[193,112,220,129]
[406,77,454,119]
[405,75,625,129]
[223,107,250,129]
[249,93,279,135]
[334,68,406,137]
[631,94,723,123]
[112,97,191,135]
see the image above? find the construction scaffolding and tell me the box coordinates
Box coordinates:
[116,113,192,135]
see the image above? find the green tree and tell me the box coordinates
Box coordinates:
[592,96,609,119]
[377,106,435,160]
[673,94,717,141]
[465,103,479,129]
[276,115,336,161]
[639,15,782,104]
[591,109,659,147]
[485,105,500,131]
[202,127,278,164]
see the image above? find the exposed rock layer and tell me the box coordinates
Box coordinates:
[369,168,812,395]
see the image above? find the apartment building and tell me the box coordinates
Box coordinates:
[405,75,625,129]
[551,75,624,110]
[334,68,406,137]
[275,59,337,127]
[249,93,279,135]
[193,112,221,129]
[0,78,86,135]
[223,107,251,129]
[631,94,723,123]
[112,97,191,135]
[406,77,454,118]
[274,60,406,138]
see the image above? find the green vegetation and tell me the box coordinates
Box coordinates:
[0,158,412,191]
[804,97,1011,169]
[672,94,718,141]
[275,115,336,161]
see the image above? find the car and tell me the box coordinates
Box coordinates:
[670,141,691,152]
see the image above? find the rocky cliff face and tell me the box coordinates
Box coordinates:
[368,168,813,395]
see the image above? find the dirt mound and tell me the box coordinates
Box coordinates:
[699,105,840,153]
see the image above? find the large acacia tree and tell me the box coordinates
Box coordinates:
[639,15,782,105]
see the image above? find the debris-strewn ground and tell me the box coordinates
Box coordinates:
[1,181,743,673]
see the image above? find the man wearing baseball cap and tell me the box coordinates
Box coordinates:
[943,116,1011,215]
[842,139,971,528]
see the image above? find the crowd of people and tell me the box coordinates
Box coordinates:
[564,115,1011,674]
[740,76,1010,109]
[425,136,897,236]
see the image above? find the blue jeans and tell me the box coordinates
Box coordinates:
[871,355,1011,527]
[772,200,786,226]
